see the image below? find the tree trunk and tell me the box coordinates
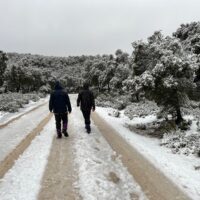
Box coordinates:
[16,86,20,92]
[175,106,183,125]
[135,92,139,102]
[108,83,110,91]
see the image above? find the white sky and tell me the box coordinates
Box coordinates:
[0,0,200,56]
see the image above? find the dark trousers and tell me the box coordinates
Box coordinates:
[81,109,91,126]
[54,113,68,134]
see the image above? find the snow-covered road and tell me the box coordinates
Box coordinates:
[0,94,197,200]
[0,94,147,200]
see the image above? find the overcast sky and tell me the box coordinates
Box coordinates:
[0,0,200,56]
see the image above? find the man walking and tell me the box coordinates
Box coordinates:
[77,82,95,133]
[49,81,72,138]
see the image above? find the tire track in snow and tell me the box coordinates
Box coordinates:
[92,112,191,200]
[38,115,80,200]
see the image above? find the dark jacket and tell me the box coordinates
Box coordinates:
[49,83,72,113]
[77,89,95,111]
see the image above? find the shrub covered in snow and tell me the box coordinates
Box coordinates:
[126,119,176,138]
[38,84,51,94]
[96,93,132,110]
[182,103,200,121]
[0,93,40,112]
[124,100,160,119]
[161,131,200,156]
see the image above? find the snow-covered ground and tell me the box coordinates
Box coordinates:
[97,107,200,200]
[0,118,55,200]
[0,96,49,125]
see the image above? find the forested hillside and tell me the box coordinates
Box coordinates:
[0,21,200,120]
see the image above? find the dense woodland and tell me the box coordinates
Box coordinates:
[1,22,200,124]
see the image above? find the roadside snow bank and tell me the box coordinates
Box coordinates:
[0,95,49,125]
[97,107,200,200]
[0,112,5,122]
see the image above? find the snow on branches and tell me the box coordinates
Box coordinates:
[132,31,197,124]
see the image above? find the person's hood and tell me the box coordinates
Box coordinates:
[54,81,63,90]
[83,82,89,90]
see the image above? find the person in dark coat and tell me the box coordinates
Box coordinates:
[77,83,95,133]
[49,81,72,138]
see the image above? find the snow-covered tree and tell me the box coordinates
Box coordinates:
[4,64,24,92]
[110,63,130,91]
[135,36,196,124]
[132,31,165,76]
[101,63,115,91]
[0,51,7,86]
[173,22,200,54]
[115,49,129,64]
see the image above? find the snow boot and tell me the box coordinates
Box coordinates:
[86,124,91,134]
[62,129,69,137]
[57,130,62,139]
[87,129,91,134]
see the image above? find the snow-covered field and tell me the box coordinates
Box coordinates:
[97,107,200,200]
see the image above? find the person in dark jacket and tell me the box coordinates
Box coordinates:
[77,83,95,133]
[49,81,72,138]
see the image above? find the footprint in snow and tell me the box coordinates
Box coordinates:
[107,171,120,184]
